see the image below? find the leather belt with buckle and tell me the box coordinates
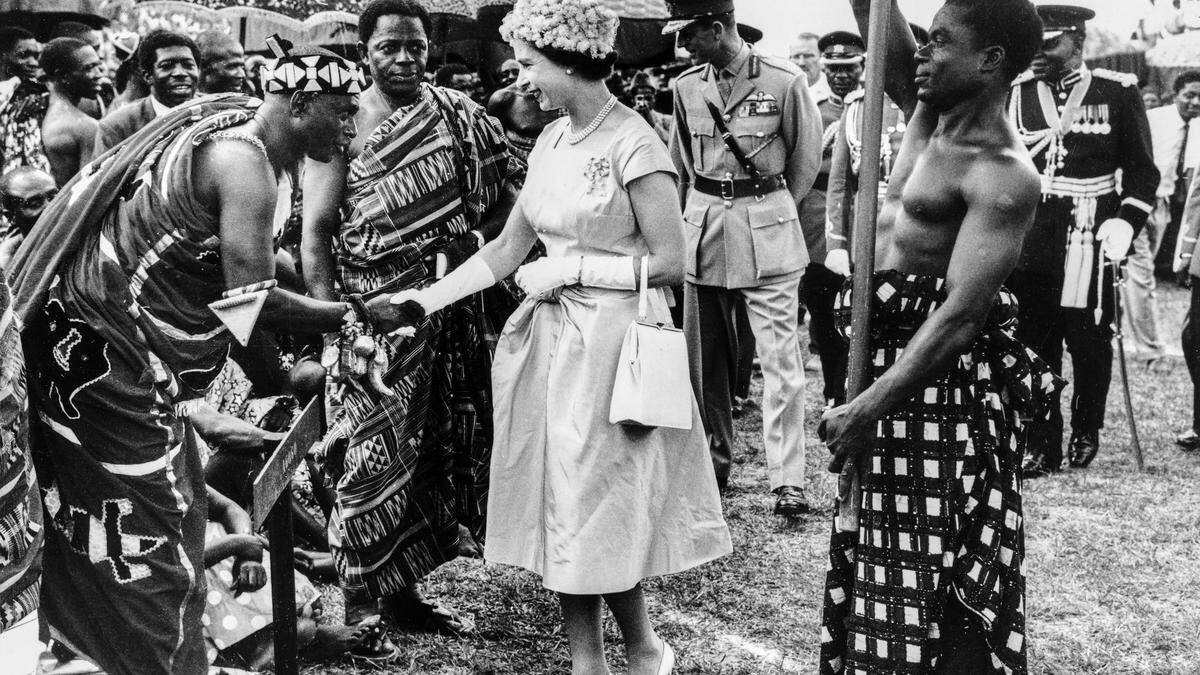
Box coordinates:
[693,174,787,199]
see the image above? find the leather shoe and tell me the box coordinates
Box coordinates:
[1177,429,1200,452]
[1067,431,1100,468]
[773,485,809,517]
[1021,453,1059,479]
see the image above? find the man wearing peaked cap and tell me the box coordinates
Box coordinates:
[793,30,864,418]
[667,0,825,516]
[10,40,415,673]
[1009,3,1159,476]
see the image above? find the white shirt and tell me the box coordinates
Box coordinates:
[809,72,833,104]
[1147,103,1200,198]
[149,94,174,118]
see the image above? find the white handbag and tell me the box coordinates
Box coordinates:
[609,257,693,430]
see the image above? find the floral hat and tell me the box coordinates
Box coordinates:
[499,0,620,60]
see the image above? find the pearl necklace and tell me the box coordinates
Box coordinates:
[565,96,617,145]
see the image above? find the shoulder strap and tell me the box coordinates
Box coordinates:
[704,100,760,179]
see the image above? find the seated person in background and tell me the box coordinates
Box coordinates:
[204,486,393,668]
[38,37,102,186]
[0,165,55,269]
[94,29,200,155]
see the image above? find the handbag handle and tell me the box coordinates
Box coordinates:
[637,256,650,321]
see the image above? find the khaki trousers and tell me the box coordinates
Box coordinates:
[684,278,807,490]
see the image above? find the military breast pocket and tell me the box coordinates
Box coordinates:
[579,214,636,251]
[735,118,784,173]
[747,201,804,278]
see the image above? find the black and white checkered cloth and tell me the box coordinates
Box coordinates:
[820,271,1063,675]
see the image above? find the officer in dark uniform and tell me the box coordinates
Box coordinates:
[666,0,823,515]
[1008,4,1159,475]
[797,31,864,410]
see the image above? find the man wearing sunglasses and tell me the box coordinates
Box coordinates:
[0,166,55,269]
[1008,4,1159,476]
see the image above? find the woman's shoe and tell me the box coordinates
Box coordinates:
[657,640,675,675]
[1177,429,1200,451]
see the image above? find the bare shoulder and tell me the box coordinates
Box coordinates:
[192,135,275,206]
[964,146,1040,215]
[42,108,95,150]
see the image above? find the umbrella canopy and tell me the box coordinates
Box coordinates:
[0,0,108,39]
[129,2,359,52]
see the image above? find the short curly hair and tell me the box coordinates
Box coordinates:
[138,29,200,75]
[359,0,432,44]
[943,0,1043,80]
[39,37,88,79]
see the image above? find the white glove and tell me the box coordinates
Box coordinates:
[514,257,581,297]
[1175,253,1192,274]
[1096,218,1134,261]
[580,256,636,289]
[391,256,497,316]
[824,249,851,277]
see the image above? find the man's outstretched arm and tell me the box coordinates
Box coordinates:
[822,152,1040,465]
[849,0,920,118]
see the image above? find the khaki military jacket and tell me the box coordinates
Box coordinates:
[669,42,823,288]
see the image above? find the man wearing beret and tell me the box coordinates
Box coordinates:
[1009,4,1159,476]
[667,0,824,515]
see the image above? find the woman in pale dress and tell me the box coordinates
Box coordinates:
[389,0,732,672]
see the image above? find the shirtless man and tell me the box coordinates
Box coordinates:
[38,37,102,186]
[817,1,1060,672]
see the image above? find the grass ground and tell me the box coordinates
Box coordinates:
[300,283,1200,674]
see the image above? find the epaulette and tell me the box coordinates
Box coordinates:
[844,88,866,104]
[676,63,706,80]
[1092,68,1138,88]
[1011,70,1035,87]
[755,52,802,77]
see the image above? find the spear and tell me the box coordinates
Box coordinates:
[835,0,893,533]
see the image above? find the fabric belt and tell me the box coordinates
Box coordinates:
[1040,173,1117,199]
[693,174,787,199]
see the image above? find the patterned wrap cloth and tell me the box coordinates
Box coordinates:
[9,94,264,675]
[819,270,1063,675]
[321,84,523,598]
[0,81,50,176]
[0,279,41,633]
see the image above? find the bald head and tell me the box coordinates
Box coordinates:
[195,30,246,94]
[1,167,57,232]
[1,166,54,196]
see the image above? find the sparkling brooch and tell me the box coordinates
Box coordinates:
[583,156,610,193]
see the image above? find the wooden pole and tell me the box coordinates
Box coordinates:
[836,0,893,533]
[269,492,298,675]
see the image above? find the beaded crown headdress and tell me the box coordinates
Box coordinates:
[259,34,366,96]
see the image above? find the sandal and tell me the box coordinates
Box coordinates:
[381,587,473,635]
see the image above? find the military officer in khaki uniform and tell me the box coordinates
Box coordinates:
[666,0,823,515]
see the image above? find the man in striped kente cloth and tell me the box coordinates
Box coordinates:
[303,0,523,635]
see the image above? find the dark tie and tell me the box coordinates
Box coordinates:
[1176,121,1192,205]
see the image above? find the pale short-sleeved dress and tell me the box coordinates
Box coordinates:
[484,112,733,594]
